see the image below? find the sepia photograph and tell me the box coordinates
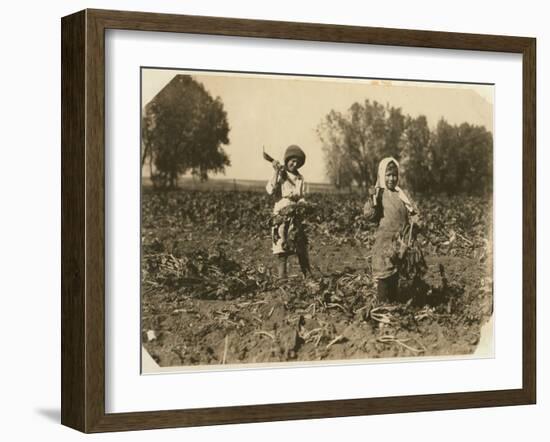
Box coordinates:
[140,68,494,372]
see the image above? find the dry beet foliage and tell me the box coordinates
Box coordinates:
[141,188,493,367]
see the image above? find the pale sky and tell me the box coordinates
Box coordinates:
[142,68,493,183]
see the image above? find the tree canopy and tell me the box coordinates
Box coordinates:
[317,99,492,195]
[142,75,230,188]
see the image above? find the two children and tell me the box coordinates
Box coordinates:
[265,149,419,302]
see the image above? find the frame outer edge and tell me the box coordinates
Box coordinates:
[61,10,87,432]
[61,8,537,433]
[522,37,536,404]
[87,8,532,52]
[84,9,108,432]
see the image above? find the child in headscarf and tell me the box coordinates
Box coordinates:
[266,145,312,279]
[364,157,420,302]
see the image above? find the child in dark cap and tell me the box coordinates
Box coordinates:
[266,145,312,279]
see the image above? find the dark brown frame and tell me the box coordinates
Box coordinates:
[61,9,536,433]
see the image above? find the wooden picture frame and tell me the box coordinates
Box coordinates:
[61,8,536,433]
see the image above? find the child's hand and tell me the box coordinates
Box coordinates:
[272,160,282,171]
[398,239,408,260]
[368,186,378,206]
[410,214,421,227]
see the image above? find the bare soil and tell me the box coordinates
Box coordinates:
[141,194,493,368]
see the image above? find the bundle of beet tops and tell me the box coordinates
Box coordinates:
[393,222,428,282]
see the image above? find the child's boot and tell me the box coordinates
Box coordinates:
[377,273,398,303]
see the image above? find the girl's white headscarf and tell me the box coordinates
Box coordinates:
[375,157,417,214]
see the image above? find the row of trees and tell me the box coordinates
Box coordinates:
[317,100,493,194]
[142,75,230,189]
[142,77,492,195]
